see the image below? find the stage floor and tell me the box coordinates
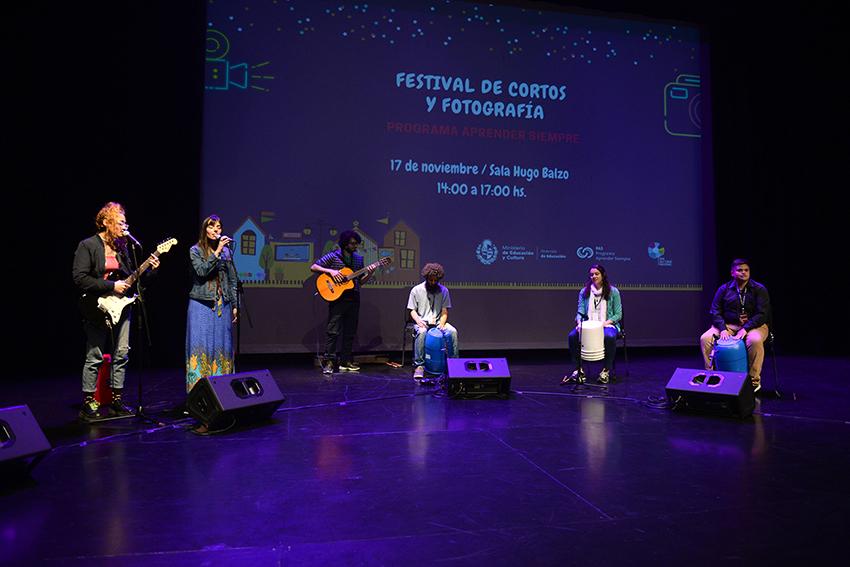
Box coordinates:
[2,349,849,565]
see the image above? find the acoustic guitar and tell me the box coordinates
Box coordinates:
[315,256,392,301]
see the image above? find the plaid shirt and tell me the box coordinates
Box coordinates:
[315,249,365,295]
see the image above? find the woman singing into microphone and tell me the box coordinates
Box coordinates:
[186,214,238,393]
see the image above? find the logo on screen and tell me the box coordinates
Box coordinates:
[663,74,702,138]
[476,239,498,265]
[648,242,666,260]
[576,246,594,259]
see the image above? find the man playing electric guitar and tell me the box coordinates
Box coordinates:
[72,202,160,421]
[310,230,376,374]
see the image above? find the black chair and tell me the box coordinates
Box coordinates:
[613,312,629,379]
[568,313,628,389]
[763,328,784,398]
[400,311,417,367]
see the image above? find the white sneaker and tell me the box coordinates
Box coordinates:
[562,369,586,384]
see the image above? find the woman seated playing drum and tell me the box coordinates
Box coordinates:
[562,264,623,385]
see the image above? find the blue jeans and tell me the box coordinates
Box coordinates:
[568,325,618,370]
[413,324,459,367]
[81,314,131,392]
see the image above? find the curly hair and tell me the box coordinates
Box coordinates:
[95,202,125,232]
[337,229,362,248]
[420,262,445,280]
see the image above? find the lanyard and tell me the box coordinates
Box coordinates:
[737,285,747,312]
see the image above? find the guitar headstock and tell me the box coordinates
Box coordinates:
[379,256,393,266]
[157,238,178,254]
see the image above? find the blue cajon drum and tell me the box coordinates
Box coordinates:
[714,338,748,373]
[424,327,454,375]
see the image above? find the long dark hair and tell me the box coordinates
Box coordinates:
[197,214,222,258]
[581,263,611,300]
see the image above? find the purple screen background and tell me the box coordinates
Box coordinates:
[201,0,712,353]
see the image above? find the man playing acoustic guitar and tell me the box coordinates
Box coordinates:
[311,230,376,374]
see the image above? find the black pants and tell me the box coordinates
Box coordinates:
[324,299,360,363]
[568,326,618,370]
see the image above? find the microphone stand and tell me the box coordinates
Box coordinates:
[128,238,164,426]
[223,245,252,370]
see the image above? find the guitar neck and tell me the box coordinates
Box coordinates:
[125,250,161,287]
[345,260,386,281]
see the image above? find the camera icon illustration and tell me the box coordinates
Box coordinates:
[663,74,702,138]
[205,29,273,92]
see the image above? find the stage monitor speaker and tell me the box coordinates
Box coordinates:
[1,405,51,475]
[187,369,285,429]
[665,368,755,418]
[446,358,511,398]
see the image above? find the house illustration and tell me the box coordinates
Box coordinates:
[233,217,266,281]
[266,239,314,283]
[233,216,314,284]
[354,225,379,267]
[380,220,420,283]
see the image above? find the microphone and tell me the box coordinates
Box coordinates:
[220,235,233,247]
[123,230,141,246]
[577,312,588,321]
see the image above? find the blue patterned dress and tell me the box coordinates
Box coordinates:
[186,244,237,392]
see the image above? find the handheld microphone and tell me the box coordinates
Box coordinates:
[123,230,141,246]
[221,235,233,247]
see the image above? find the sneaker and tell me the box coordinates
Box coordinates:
[339,361,361,372]
[109,389,135,417]
[322,360,334,374]
[413,366,425,380]
[79,395,101,421]
[561,369,586,384]
[598,368,610,384]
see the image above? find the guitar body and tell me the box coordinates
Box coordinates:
[314,256,393,302]
[98,294,137,326]
[77,237,178,326]
[316,268,355,301]
[79,291,137,327]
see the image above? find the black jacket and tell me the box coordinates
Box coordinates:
[710,279,771,331]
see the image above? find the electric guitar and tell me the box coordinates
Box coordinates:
[80,238,178,326]
[315,256,392,301]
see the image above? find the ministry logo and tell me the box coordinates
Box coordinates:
[648,242,672,266]
[647,242,666,260]
[576,246,594,259]
[476,239,498,265]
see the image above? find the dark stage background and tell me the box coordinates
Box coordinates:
[12,1,843,378]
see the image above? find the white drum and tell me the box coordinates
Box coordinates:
[580,320,605,362]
